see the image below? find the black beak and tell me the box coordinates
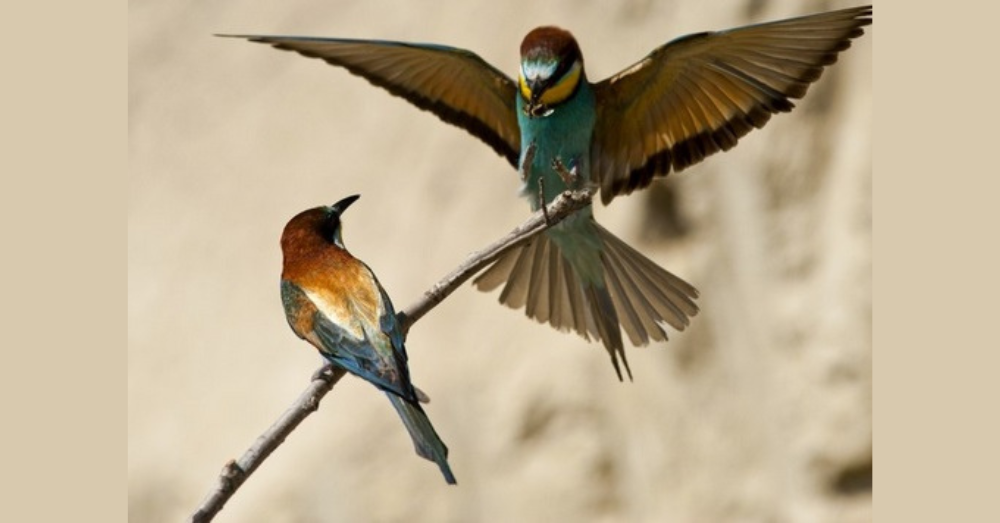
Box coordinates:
[529,79,545,104]
[525,85,549,118]
[330,194,361,215]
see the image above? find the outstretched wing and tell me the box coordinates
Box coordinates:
[591,6,872,204]
[223,34,521,167]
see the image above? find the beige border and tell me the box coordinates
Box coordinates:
[7,0,120,521]
[877,1,997,521]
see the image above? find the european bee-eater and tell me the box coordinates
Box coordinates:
[230,5,872,380]
[280,194,456,484]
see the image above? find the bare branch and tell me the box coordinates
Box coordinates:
[189,188,594,522]
[190,366,346,523]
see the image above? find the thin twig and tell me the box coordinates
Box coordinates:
[538,178,551,225]
[189,188,594,522]
[190,366,346,523]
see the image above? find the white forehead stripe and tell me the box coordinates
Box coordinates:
[521,61,558,82]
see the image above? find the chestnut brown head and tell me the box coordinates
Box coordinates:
[518,27,585,116]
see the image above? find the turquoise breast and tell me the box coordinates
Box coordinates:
[516,82,597,209]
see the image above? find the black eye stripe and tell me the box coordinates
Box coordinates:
[551,59,575,84]
[319,212,341,243]
[551,61,573,82]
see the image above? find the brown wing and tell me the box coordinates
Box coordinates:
[591,5,871,204]
[223,35,521,167]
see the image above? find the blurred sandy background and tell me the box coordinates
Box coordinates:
[128,0,871,521]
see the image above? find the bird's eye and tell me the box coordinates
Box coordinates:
[538,60,581,106]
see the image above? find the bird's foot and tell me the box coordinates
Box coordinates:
[551,157,579,187]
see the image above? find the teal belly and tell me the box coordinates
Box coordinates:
[515,85,602,283]
[516,84,597,209]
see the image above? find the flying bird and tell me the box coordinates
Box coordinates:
[228,5,872,380]
[280,194,456,484]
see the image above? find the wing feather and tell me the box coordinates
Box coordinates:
[591,6,871,204]
[223,35,521,166]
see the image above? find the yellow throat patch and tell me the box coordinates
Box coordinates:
[519,60,581,107]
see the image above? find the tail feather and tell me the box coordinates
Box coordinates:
[595,223,700,340]
[473,245,519,291]
[583,284,630,381]
[497,240,533,309]
[386,393,456,485]
[601,248,656,346]
[477,235,594,341]
[547,241,570,329]
[525,235,551,322]
[561,250,593,339]
[601,226,699,321]
[476,232,631,379]
[598,227,696,342]
[474,219,699,380]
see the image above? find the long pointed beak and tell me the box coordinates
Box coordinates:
[528,79,544,105]
[330,194,361,215]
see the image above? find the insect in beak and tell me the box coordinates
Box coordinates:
[524,99,553,118]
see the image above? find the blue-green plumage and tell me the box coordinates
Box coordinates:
[516,61,606,293]
[228,5,872,380]
[511,66,634,376]
[517,74,596,206]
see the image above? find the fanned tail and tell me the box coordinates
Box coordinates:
[473,220,699,380]
[386,393,456,485]
[594,222,700,343]
[584,282,629,380]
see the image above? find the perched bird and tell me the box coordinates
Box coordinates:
[280,194,456,484]
[228,6,872,380]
